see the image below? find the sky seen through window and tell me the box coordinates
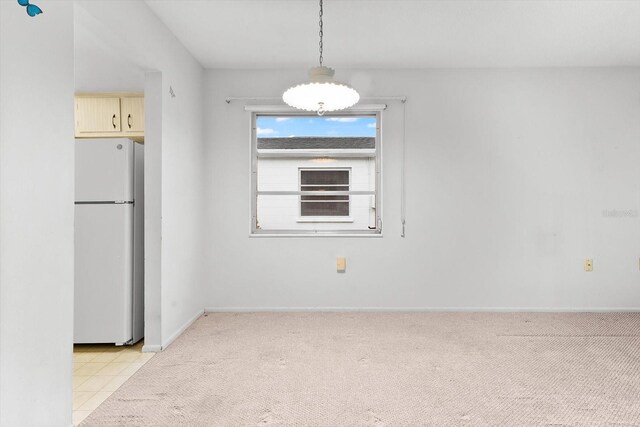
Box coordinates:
[256,116,376,138]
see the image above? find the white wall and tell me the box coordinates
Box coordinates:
[75,1,206,349]
[0,2,75,426]
[74,54,144,93]
[74,15,145,93]
[205,68,640,310]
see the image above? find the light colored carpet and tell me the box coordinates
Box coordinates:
[82,312,640,426]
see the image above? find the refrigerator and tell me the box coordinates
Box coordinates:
[74,138,144,345]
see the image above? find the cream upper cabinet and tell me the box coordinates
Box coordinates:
[121,97,144,133]
[75,93,144,142]
[76,97,121,133]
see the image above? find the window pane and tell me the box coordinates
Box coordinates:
[301,170,349,186]
[253,113,379,234]
[256,194,376,231]
[301,202,350,217]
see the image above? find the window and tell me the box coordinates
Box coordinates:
[300,169,350,217]
[251,110,381,235]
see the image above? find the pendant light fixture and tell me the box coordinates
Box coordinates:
[282,0,359,116]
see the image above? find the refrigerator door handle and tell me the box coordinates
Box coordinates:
[75,201,133,205]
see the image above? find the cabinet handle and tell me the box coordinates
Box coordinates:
[128,114,132,129]
[112,114,116,129]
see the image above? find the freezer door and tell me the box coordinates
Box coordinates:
[75,138,134,202]
[74,204,133,344]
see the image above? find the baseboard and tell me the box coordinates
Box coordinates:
[142,344,162,353]
[204,306,640,313]
[160,308,204,350]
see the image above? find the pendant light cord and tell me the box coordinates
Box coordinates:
[318,0,323,66]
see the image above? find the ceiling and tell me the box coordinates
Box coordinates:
[146,0,640,69]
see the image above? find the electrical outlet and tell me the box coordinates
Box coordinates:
[584,259,593,272]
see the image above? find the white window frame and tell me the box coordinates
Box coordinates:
[250,108,382,237]
[298,167,352,222]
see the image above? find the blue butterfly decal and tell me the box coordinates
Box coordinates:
[17,0,43,17]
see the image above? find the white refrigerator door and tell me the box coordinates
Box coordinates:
[74,204,133,344]
[132,143,145,343]
[75,138,134,202]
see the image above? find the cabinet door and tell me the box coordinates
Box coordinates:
[76,97,121,133]
[121,97,144,133]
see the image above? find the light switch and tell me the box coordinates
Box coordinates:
[337,257,346,273]
[584,259,593,272]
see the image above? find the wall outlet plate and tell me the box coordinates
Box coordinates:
[584,259,593,272]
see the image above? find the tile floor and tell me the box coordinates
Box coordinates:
[73,341,154,425]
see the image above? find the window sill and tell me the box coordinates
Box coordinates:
[250,232,382,238]
[296,217,355,223]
